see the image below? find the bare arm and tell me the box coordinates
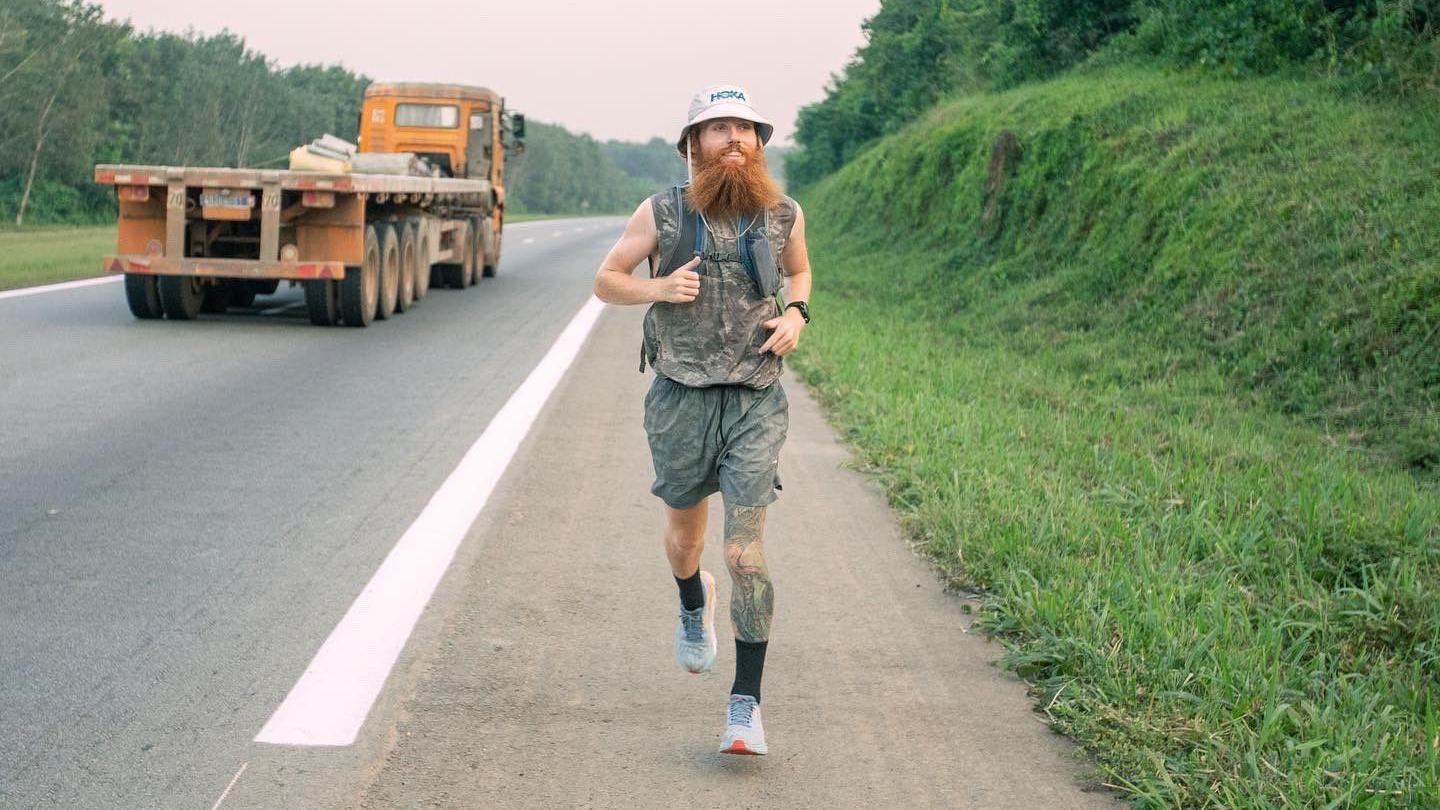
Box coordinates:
[593,198,701,305]
[780,203,812,303]
[758,203,813,357]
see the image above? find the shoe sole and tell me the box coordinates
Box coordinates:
[720,739,767,756]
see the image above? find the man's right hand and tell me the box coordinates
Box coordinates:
[652,257,702,303]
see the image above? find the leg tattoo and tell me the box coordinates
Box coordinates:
[724,504,773,643]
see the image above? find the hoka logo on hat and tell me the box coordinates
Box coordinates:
[710,89,747,103]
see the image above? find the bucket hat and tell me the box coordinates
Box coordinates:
[677,85,774,156]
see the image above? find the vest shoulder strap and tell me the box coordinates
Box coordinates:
[651,184,702,278]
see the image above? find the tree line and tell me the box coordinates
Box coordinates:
[506,132,686,215]
[788,0,1440,186]
[0,0,677,226]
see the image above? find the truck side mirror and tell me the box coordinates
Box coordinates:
[512,114,526,139]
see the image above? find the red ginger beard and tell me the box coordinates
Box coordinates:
[684,135,782,222]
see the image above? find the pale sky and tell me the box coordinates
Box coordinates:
[93,0,881,146]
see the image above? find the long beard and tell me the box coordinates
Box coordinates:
[685,142,782,221]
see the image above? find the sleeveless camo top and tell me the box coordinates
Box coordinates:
[642,189,798,389]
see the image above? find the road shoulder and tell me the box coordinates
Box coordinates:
[354,303,1120,807]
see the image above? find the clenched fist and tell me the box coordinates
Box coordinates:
[758,307,806,357]
[652,256,702,303]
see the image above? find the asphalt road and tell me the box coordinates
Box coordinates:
[0,218,619,808]
[1,216,1117,808]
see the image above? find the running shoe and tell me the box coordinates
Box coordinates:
[719,694,767,755]
[674,570,716,673]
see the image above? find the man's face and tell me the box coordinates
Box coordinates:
[696,117,760,165]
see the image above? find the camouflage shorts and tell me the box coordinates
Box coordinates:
[643,375,788,509]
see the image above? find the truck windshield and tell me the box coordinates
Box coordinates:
[395,104,459,129]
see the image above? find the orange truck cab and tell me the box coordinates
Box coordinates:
[358,82,524,189]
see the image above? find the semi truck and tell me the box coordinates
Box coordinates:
[93,82,524,327]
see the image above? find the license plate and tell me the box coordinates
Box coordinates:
[200,189,253,209]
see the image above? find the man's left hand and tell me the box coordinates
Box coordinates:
[758,308,806,356]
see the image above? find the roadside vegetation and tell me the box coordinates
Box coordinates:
[790,67,1439,806]
[786,1,1439,805]
[0,225,114,291]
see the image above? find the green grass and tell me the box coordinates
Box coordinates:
[791,65,1440,807]
[0,224,116,291]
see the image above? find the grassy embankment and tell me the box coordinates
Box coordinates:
[790,66,1439,806]
[0,225,115,291]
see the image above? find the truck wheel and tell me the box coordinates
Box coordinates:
[342,225,380,327]
[396,222,417,313]
[479,218,498,278]
[124,274,164,319]
[201,282,232,314]
[461,221,478,287]
[439,222,472,289]
[160,276,204,320]
[414,228,432,300]
[376,223,399,320]
[470,217,487,281]
[304,280,340,326]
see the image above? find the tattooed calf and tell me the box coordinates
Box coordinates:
[724,503,773,642]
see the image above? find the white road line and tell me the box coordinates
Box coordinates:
[522,237,535,244]
[572,227,585,233]
[210,762,248,810]
[552,231,563,238]
[255,296,607,747]
[0,275,120,301]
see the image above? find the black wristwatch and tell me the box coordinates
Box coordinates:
[785,300,810,324]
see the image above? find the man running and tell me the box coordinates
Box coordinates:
[592,85,812,756]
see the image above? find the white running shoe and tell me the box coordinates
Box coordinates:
[673,570,717,673]
[719,694,767,755]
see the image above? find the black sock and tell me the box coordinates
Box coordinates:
[732,639,768,703]
[675,568,704,612]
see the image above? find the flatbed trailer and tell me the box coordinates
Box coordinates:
[94,163,504,326]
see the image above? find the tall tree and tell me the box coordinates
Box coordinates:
[5,0,117,225]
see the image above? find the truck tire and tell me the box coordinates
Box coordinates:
[376,223,399,320]
[396,222,417,313]
[160,276,204,320]
[470,216,487,281]
[461,221,478,287]
[439,222,472,289]
[304,279,340,326]
[479,218,498,278]
[201,282,232,314]
[124,273,164,319]
[342,225,380,327]
[414,227,432,300]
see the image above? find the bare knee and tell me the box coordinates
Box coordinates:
[665,499,708,552]
[669,525,704,554]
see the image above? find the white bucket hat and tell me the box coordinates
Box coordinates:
[676,84,774,156]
